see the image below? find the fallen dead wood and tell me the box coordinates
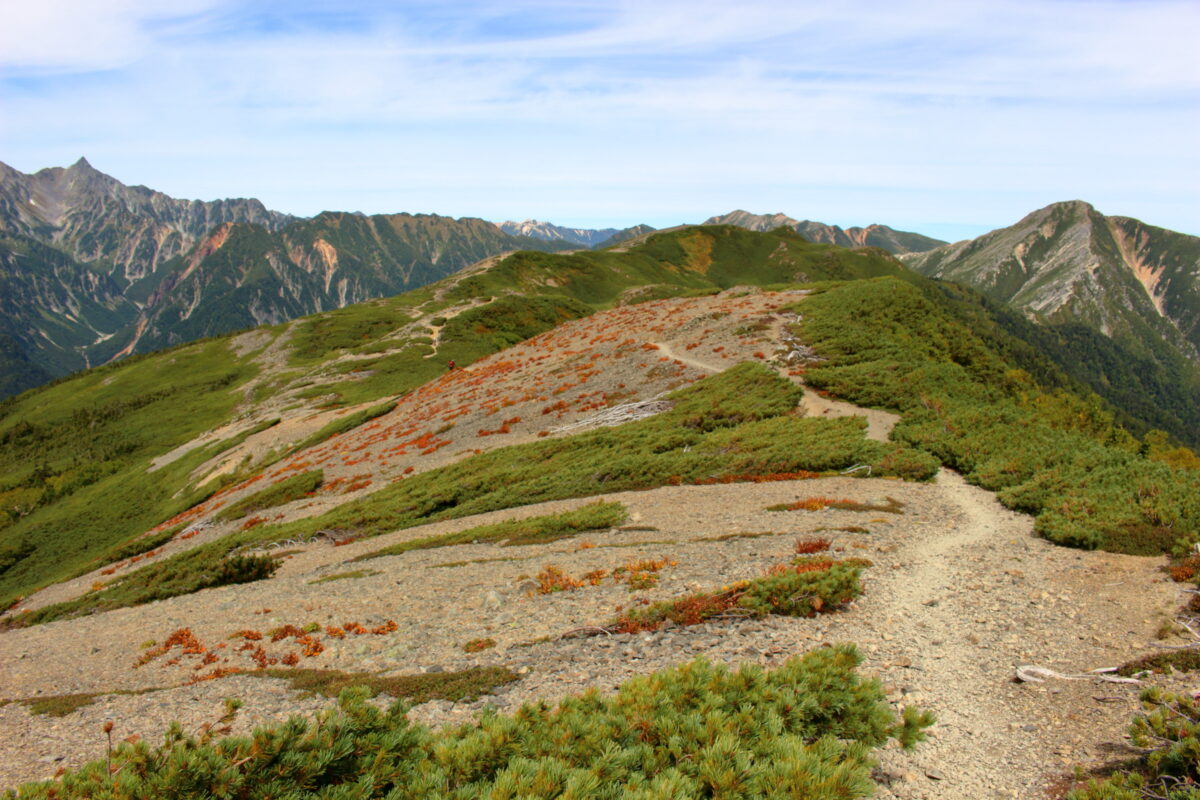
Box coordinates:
[1015,665,1142,685]
[551,398,674,433]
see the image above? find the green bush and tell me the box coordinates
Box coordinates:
[18,551,279,626]
[1068,687,1200,800]
[614,559,865,632]
[98,525,181,565]
[354,501,627,561]
[739,561,864,617]
[214,469,325,522]
[5,647,932,800]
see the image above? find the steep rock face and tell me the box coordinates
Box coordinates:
[703,210,945,254]
[497,219,654,248]
[901,201,1200,364]
[0,158,294,283]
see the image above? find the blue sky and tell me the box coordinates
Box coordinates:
[1,1,1197,241]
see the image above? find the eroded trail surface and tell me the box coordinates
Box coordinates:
[850,471,1179,799]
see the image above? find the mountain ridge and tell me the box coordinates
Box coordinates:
[704,209,947,254]
[0,224,1198,797]
[0,161,576,394]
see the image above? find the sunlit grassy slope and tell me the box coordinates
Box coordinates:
[0,226,903,608]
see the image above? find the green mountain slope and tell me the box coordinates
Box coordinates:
[0,225,904,608]
[902,201,1200,364]
[2,222,1198,621]
[0,233,138,385]
[97,212,575,360]
[0,161,577,393]
[795,277,1200,554]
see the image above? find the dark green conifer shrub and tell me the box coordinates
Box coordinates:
[797,279,1200,556]
[5,647,932,799]
[214,469,325,522]
[1067,687,1200,800]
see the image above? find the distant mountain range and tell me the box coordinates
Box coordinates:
[0,157,295,282]
[0,159,573,396]
[3,158,1197,428]
[497,219,654,248]
[703,210,947,255]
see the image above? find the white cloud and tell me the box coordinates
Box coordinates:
[0,0,1196,235]
[0,0,226,73]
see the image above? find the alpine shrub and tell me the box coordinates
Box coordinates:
[6,647,932,799]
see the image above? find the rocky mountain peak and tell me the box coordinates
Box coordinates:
[704,210,801,231]
[902,200,1200,369]
[496,218,637,248]
[0,158,295,281]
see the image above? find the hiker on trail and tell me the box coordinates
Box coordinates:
[447,360,456,371]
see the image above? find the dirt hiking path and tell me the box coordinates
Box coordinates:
[842,471,1178,799]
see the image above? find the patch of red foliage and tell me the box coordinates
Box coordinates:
[794,537,832,555]
[778,497,854,511]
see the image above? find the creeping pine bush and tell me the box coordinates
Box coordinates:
[1067,687,1200,800]
[17,551,278,626]
[7,647,932,800]
[613,558,865,632]
[214,469,325,522]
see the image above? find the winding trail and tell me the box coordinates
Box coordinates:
[797,386,898,442]
[811,470,1179,799]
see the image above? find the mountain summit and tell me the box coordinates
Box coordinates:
[496,219,653,248]
[0,158,294,282]
[902,200,1200,364]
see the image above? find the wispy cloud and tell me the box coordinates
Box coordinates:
[1,0,1196,238]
